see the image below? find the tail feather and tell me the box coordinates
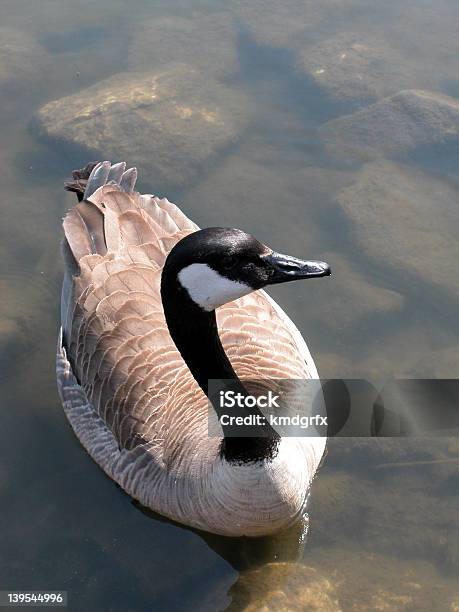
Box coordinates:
[64,160,138,201]
[64,161,99,202]
[107,161,126,184]
[84,161,111,200]
[119,167,138,194]
[63,161,139,270]
[60,159,197,357]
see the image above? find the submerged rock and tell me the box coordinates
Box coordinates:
[306,251,404,331]
[129,13,239,81]
[335,160,459,302]
[226,562,340,612]
[310,545,458,612]
[310,466,459,571]
[296,32,416,109]
[320,89,459,161]
[180,145,317,250]
[35,65,250,190]
[180,143,353,252]
[224,544,458,610]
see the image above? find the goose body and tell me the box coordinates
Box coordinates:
[57,161,329,536]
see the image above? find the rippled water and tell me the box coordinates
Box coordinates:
[1,1,458,610]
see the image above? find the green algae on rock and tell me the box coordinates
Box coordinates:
[129,12,239,81]
[35,65,250,190]
[320,89,459,161]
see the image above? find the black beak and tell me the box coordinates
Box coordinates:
[263,251,331,285]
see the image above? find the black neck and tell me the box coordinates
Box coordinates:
[161,275,280,463]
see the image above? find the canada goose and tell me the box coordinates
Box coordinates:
[57,161,330,537]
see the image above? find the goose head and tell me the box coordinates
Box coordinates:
[163,227,331,311]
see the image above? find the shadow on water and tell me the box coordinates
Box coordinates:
[135,501,309,572]
[134,502,313,610]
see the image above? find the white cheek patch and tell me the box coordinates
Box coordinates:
[178,263,253,311]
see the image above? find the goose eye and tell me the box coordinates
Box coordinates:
[221,255,237,270]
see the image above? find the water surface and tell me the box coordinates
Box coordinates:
[1,1,458,610]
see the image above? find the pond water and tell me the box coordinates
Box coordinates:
[0,0,458,610]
